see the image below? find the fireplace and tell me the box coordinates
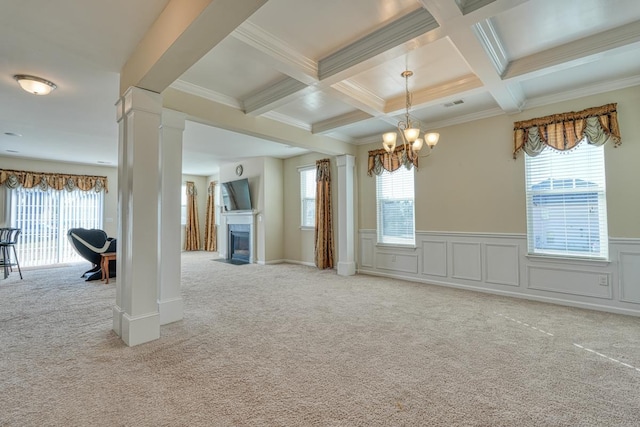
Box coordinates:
[228,224,250,263]
[223,210,256,264]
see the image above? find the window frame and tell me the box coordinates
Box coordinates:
[299,166,316,229]
[524,141,609,261]
[9,186,104,267]
[375,167,416,247]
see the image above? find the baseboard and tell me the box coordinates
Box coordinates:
[258,259,286,265]
[358,268,640,317]
[282,259,316,267]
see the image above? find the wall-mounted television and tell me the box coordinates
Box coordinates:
[221,178,252,211]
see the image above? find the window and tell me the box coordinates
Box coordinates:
[376,167,415,245]
[181,184,187,225]
[10,187,104,267]
[525,141,608,259]
[300,167,315,228]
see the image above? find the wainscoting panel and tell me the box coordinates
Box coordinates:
[360,237,374,268]
[527,266,612,299]
[485,244,519,287]
[421,240,447,277]
[357,231,640,316]
[619,251,640,303]
[375,252,418,274]
[451,242,482,281]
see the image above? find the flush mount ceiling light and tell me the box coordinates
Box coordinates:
[382,70,439,160]
[13,74,57,95]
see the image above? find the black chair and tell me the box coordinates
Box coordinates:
[0,228,23,280]
[67,228,116,281]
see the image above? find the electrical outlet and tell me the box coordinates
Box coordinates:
[598,275,609,286]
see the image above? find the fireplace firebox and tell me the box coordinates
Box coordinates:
[228,224,250,263]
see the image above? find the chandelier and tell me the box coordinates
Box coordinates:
[382,70,439,159]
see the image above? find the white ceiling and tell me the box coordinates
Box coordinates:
[1,0,640,176]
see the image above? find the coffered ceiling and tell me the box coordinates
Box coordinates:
[1,0,639,175]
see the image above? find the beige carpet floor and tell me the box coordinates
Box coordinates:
[1,251,639,426]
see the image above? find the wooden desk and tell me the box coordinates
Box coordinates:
[100,252,116,284]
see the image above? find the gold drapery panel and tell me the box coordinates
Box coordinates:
[204,181,217,252]
[314,159,334,269]
[513,103,621,158]
[0,169,108,192]
[367,146,418,176]
[184,181,201,251]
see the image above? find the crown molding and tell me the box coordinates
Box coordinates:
[169,80,241,109]
[473,19,508,76]
[242,77,309,115]
[427,107,504,129]
[504,20,640,80]
[523,75,640,110]
[457,0,498,15]
[233,21,318,81]
[318,8,439,81]
[385,74,484,113]
[312,110,373,134]
[261,111,312,132]
[330,80,386,114]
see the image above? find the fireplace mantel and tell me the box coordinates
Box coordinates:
[221,210,257,263]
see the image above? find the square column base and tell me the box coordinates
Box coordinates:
[122,312,160,346]
[337,261,356,276]
[113,305,124,337]
[158,297,184,325]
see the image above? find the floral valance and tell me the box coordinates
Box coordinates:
[0,169,108,193]
[513,103,621,158]
[367,146,418,176]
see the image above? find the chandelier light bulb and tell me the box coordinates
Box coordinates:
[404,128,420,143]
[412,138,424,152]
[382,132,397,152]
[425,132,440,147]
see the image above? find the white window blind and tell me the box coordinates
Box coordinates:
[376,167,415,245]
[525,140,608,259]
[181,184,187,225]
[300,167,316,227]
[10,187,104,267]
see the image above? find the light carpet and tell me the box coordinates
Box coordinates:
[1,251,639,426]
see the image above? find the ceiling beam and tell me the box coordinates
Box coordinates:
[242,77,313,115]
[232,21,318,85]
[318,8,439,81]
[162,87,356,157]
[120,0,267,95]
[503,19,640,81]
[327,0,530,131]
[228,7,444,119]
[311,111,373,135]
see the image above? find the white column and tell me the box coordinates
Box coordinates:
[113,97,128,337]
[336,154,356,276]
[158,109,185,325]
[113,86,162,346]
